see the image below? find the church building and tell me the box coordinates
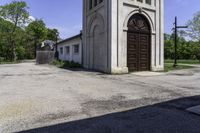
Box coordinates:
[57,0,164,74]
[82,0,164,74]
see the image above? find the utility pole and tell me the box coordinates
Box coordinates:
[173,16,188,67]
[174,17,177,67]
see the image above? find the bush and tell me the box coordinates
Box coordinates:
[50,60,82,68]
[16,46,26,60]
[0,57,5,62]
[62,61,81,68]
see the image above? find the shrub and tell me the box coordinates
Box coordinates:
[50,60,82,68]
[0,57,5,62]
[16,46,26,60]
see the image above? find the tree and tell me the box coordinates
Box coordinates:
[47,28,59,42]
[184,10,200,61]
[164,34,174,59]
[0,1,29,61]
[164,32,200,61]
[26,19,47,58]
[192,42,200,62]
[0,18,14,60]
[0,1,60,61]
[187,11,200,42]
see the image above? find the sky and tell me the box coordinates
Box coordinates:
[0,0,200,39]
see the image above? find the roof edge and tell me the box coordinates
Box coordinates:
[56,34,81,45]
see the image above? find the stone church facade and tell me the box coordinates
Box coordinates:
[82,0,164,74]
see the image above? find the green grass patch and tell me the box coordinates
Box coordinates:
[164,63,194,72]
[165,59,200,64]
[51,60,195,72]
[50,60,82,69]
[0,57,22,64]
[0,60,22,64]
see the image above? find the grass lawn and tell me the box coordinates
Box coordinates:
[0,61,21,64]
[164,59,200,72]
[164,63,194,72]
[165,59,200,64]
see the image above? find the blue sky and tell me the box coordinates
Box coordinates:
[0,0,200,39]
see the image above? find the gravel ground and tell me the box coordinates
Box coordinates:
[0,62,200,133]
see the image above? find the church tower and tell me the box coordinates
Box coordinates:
[82,0,164,74]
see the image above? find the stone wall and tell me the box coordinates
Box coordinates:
[36,51,55,64]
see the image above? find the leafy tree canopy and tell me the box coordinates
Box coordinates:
[0,1,29,28]
[187,11,200,42]
[0,1,60,61]
[26,19,47,42]
[47,28,59,42]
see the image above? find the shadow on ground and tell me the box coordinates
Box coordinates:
[59,67,107,75]
[18,96,200,133]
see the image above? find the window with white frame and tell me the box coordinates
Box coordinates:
[65,46,70,55]
[60,47,63,55]
[73,44,79,54]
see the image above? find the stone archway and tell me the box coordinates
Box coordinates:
[87,13,107,72]
[93,25,104,70]
[127,13,151,72]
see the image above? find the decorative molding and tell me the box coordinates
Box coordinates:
[138,7,143,14]
[87,12,105,36]
[123,9,155,32]
[127,13,151,33]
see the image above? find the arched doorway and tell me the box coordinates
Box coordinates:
[92,25,107,72]
[93,25,102,70]
[127,13,151,72]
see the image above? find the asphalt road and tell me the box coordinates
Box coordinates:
[0,63,200,133]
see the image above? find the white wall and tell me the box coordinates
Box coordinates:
[57,37,82,64]
[82,0,110,73]
[82,0,164,73]
[110,0,164,73]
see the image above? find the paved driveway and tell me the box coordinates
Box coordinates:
[0,63,200,133]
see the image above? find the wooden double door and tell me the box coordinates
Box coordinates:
[127,14,151,72]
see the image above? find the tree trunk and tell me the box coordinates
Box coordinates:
[11,41,17,61]
[13,46,17,61]
[11,15,19,61]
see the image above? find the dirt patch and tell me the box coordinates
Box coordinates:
[34,111,79,124]
[180,86,200,90]
[81,95,162,115]
[0,73,54,77]
[168,72,194,76]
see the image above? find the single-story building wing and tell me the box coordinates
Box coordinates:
[56,34,82,64]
